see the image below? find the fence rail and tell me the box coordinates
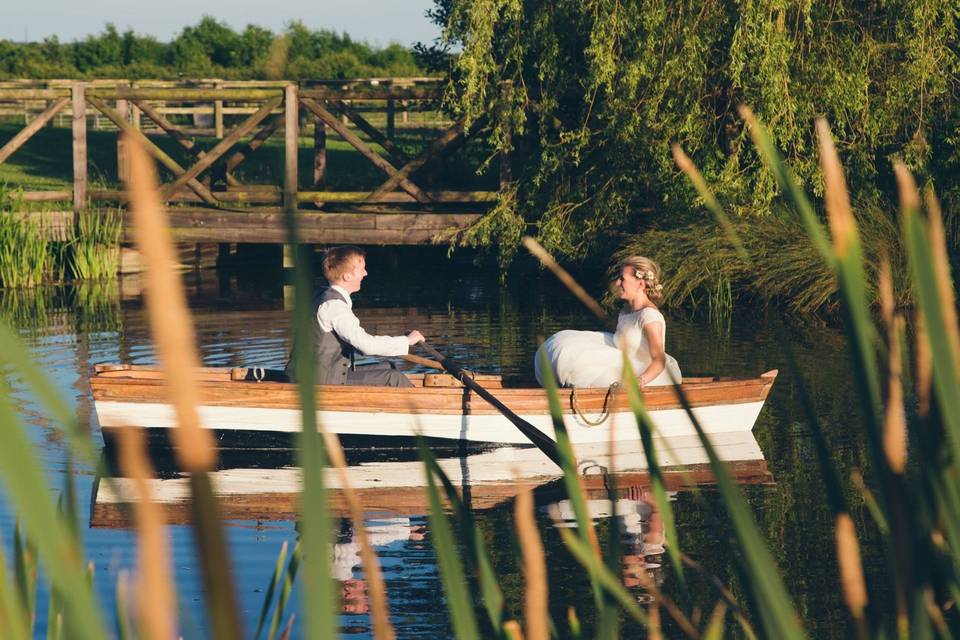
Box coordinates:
[0,78,504,245]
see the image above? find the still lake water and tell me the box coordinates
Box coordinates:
[3,249,874,638]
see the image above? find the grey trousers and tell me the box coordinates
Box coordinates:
[345,362,413,388]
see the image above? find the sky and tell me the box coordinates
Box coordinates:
[0,0,442,47]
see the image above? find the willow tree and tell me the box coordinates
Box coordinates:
[426,0,960,267]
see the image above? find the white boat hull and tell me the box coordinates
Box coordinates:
[94,399,767,445]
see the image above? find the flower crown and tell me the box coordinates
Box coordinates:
[634,269,663,289]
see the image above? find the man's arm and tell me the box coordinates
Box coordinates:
[321,300,409,356]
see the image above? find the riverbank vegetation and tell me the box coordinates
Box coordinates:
[430,0,960,316]
[0,184,121,287]
[0,19,425,79]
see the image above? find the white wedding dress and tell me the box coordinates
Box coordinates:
[534,307,682,388]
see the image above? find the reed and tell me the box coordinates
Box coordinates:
[0,211,52,289]
[69,208,122,281]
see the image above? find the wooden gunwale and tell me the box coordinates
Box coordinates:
[90,367,777,416]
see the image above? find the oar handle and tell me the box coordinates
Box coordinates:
[419,341,562,467]
[399,353,444,370]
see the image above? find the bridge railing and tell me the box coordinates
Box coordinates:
[0,79,503,224]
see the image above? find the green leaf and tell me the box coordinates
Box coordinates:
[13,521,36,630]
[537,348,603,609]
[268,542,301,640]
[0,540,30,640]
[421,441,481,640]
[621,358,685,587]
[556,528,648,625]
[422,448,506,633]
[188,472,242,639]
[0,322,98,468]
[284,198,336,640]
[667,382,805,640]
[0,386,107,640]
[254,541,288,640]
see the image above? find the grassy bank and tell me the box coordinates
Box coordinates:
[616,198,913,321]
[0,121,496,193]
[0,184,122,287]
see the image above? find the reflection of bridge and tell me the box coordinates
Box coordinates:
[0,79,504,245]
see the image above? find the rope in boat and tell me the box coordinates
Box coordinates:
[570,382,620,426]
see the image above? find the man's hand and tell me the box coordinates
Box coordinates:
[406,330,425,345]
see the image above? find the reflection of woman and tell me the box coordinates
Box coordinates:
[535,256,681,388]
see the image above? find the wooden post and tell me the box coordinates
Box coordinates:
[284,84,299,265]
[130,82,142,131]
[72,83,87,215]
[116,92,129,183]
[284,84,299,210]
[386,98,395,140]
[214,81,224,139]
[313,115,326,188]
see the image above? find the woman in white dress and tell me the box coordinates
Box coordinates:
[535,256,681,388]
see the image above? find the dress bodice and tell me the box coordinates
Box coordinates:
[613,307,666,371]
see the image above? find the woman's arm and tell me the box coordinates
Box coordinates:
[638,321,666,386]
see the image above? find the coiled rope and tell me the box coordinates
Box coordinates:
[570,382,620,426]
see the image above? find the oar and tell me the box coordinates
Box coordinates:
[418,342,562,467]
[399,353,444,369]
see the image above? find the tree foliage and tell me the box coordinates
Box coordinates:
[0,17,425,80]
[427,0,960,263]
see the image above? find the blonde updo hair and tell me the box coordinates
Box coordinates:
[619,256,664,302]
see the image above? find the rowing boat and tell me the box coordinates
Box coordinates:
[90,364,777,449]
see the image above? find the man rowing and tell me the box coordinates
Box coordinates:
[284,246,424,387]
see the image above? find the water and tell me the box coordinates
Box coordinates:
[2,251,873,638]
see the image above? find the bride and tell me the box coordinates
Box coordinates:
[535,256,681,388]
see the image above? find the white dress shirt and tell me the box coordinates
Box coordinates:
[317,285,409,357]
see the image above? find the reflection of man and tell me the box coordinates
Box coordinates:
[284,246,424,386]
[332,516,425,615]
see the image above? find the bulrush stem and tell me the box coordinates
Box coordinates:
[835,513,868,619]
[123,132,216,473]
[815,119,857,258]
[515,488,548,640]
[115,427,177,640]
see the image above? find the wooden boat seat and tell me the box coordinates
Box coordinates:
[421,372,503,389]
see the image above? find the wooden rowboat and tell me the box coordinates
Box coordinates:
[90,364,778,449]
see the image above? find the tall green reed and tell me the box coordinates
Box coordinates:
[69,208,122,281]
[0,212,52,289]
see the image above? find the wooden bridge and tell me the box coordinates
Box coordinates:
[0,79,504,245]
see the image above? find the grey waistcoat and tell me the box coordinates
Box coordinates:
[284,287,355,384]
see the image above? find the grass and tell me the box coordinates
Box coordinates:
[70,208,122,281]
[615,198,911,321]
[0,121,497,193]
[0,111,957,639]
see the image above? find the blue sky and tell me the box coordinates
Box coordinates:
[1,0,442,47]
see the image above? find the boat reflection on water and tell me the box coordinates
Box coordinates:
[90,431,773,623]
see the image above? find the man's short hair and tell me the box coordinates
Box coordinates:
[323,245,366,282]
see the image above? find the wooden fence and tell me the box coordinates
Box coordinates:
[0,79,503,244]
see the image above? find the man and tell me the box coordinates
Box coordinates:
[285,246,424,387]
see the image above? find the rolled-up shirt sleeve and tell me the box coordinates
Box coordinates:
[320,300,409,356]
